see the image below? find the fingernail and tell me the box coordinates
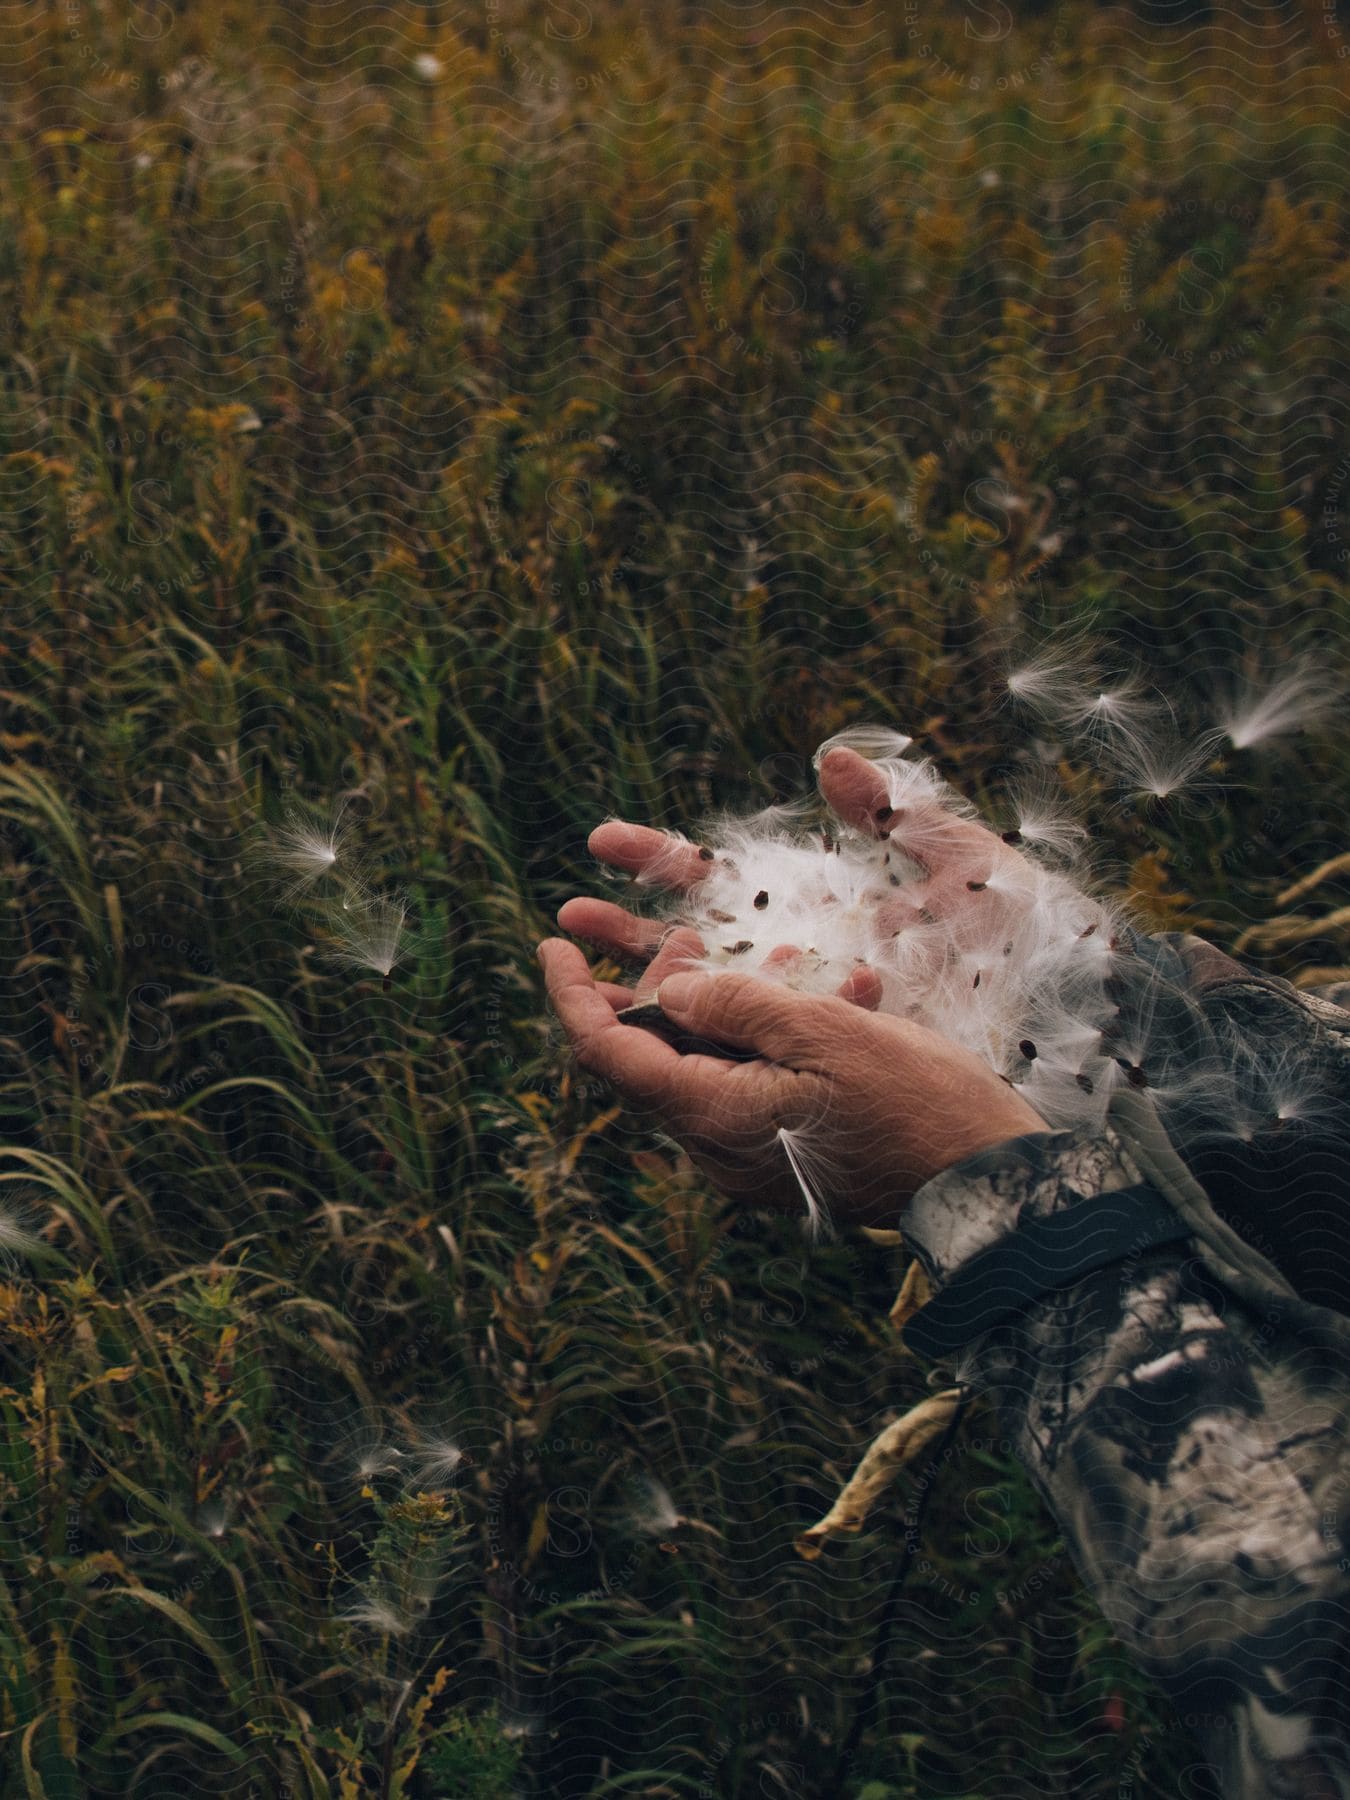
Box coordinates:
[656,973,704,1015]
[536,943,548,968]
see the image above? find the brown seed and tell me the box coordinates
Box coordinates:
[753,890,769,909]
[967,880,987,892]
[382,975,392,993]
[1079,921,1098,938]
[1126,1064,1149,1088]
[708,908,736,924]
[972,971,981,989]
[1003,943,1013,955]
[821,831,835,853]
[726,939,753,955]
[1075,1073,1094,1094]
[875,805,894,825]
[888,872,901,886]
[1002,829,1023,845]
[1019,1039,1037,1060]
[698,846,715,861]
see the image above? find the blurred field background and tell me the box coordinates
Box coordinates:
[1,0,1349,1794]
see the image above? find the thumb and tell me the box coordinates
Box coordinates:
[656,970,850,1067]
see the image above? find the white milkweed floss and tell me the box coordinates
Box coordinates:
[648,726,1127,1142]
[631,638,1346,1237]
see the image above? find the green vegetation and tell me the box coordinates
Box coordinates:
[1,1,1348,1793]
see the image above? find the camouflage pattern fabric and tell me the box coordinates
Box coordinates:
[899,933,1350,1799]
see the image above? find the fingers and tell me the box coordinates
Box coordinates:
[633,925,708,1001]
[818,746,1034,949]
[538,938,680,1103]
[836,964,883,1010]
[816,746,898,837]
[818,746,1005,880]
[587,821,717,892]
[765,937,880,1010]
[597,980,636,1009]
[556,898,710,994]
[556,896,671,963]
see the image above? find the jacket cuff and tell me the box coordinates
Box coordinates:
[901,1123,1154,1289]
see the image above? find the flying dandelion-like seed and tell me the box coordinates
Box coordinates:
[338,1595,417,1638]
[355,1443,405,1481]
[1108,724,1225,811]
[265,797,357,902]
[628,1478,685,1538]
[401,1433,467,1489]
[1058,675,1170,752]
[776,1123,836,1243]
[1215,653,1343,750]
[322,1414,406,1485]
[1002,638,1100,716]
[324,892,409,989]
[196,1498,231,1541]
[0,1187,62,1273]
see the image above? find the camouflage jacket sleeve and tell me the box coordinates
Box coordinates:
[899,932,1350,1800]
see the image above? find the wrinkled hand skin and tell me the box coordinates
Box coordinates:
[536,949,1047,1228]
[903,964,1350,1800]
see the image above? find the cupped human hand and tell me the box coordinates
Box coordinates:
[536,939,1048,1229]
